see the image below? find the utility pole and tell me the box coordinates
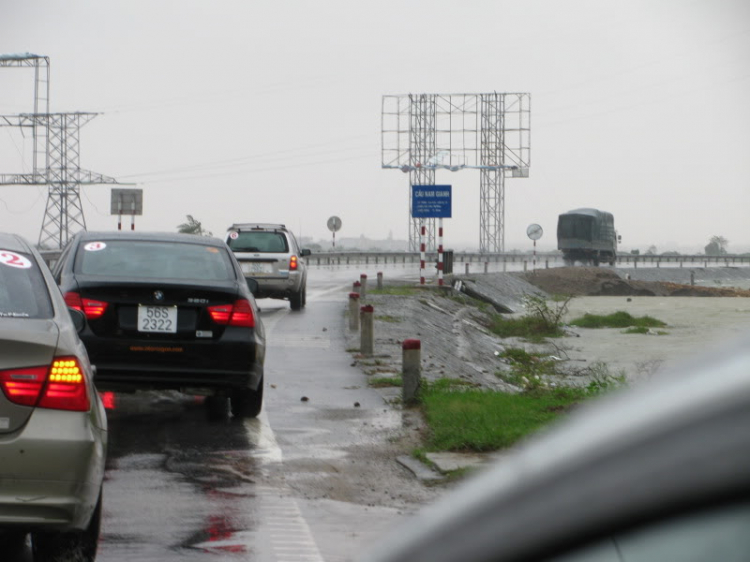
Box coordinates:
[0,53,123,249]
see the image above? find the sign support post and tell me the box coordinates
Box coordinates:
[412,185,451,285]
[526,223,544,273]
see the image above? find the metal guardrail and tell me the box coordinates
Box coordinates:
[39,248,750,270]
[307,251,750,268]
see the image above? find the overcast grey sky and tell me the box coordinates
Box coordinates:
[1,0,749,252]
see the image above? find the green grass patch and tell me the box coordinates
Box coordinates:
[421,383,585,452]
[487,313,566,342]
[369,376,403,388]
[570,311,667,329]
[496,347,559,389]
[485,295,572,343]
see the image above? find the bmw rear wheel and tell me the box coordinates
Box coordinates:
[205,395,229,421]
[231,380,263,419]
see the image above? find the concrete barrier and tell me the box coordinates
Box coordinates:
[360,305,374,356]
[348,292,360,331]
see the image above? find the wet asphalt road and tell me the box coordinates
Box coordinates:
[88,264,418,562]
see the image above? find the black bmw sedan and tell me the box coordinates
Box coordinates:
[52,231,265,420]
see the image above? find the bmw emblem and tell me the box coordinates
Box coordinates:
[154,290,165,302]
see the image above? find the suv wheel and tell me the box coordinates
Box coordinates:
[290,287,304,311]
[231,381,263,418]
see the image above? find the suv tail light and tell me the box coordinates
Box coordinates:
[289,255,298,271]
[0,357,90,412]
[208,299,255,328]
[64,292,108,320]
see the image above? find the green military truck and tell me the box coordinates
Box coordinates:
[557,208,619,266]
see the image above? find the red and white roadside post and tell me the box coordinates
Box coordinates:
[360,273,368,299]
[437,219,444,286]
[377,271,383,290]
[419,220,426,285]
[402,339,422,404]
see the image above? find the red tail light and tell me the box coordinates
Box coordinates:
[208,299,255,328]
[289,255,298,271]
[208,304,231,324]
[64,292,108,320]
[228,299,255,327]
[0,366,47,407]
[64,291,83,311]
[0,357,90,411]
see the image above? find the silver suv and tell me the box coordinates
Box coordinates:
[226,223,311,310]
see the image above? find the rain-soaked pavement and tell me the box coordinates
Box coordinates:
[92,265,428,562]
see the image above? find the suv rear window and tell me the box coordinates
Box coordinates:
[76,240,236,282]
[228,232,289,253]
[0,251,53,319]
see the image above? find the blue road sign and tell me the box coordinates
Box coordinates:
[411,185,452,218]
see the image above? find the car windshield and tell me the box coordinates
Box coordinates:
[75,240,236,282]
[228,232,288,253]
[0,250,53,319]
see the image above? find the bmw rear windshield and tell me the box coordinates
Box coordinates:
[75,240,237,281]
[0,250,53,319]
[227,231,289,253]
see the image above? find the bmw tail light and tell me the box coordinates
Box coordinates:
[289,255,298,271]
[38,357,90,411]
[208,300,255,328]
[64,292,108,320]
[0,357,90,411]
[228,299,255,327]
[208,304,232,324]
[64,291,83,311]
[0,366,47,407]
[82,299,108,319]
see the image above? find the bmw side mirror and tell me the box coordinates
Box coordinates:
[68,307,86,333]
[301,249,312,257]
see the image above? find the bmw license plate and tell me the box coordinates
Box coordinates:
[138,305,177,333]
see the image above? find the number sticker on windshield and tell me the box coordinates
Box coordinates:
[84,242,107,251]
[0,251,32,269]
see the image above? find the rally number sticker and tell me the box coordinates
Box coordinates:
[84,242,107,252]
[0,251,32,269]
